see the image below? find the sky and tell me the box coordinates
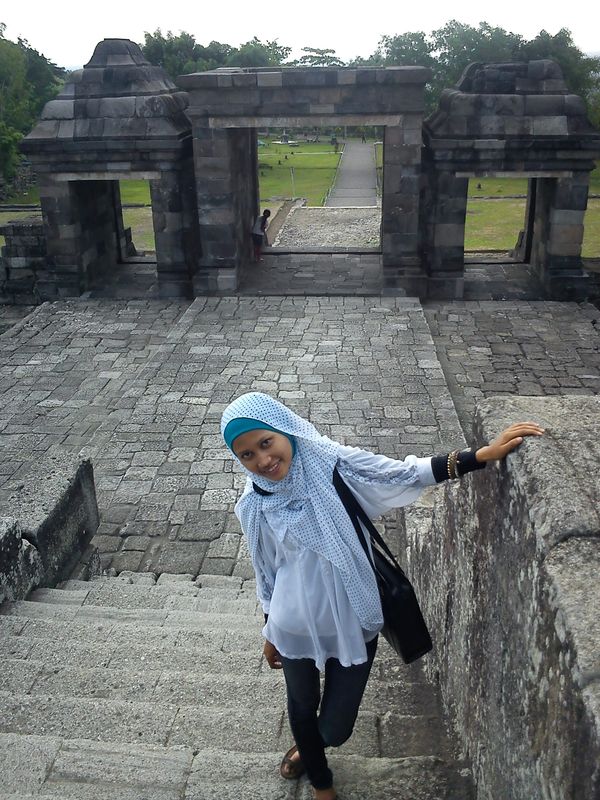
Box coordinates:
[2,0,599,69]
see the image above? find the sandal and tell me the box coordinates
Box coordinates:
[279,744,305,780]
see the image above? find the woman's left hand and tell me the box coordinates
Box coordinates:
[475,422,545,463]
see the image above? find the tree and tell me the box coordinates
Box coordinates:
[296,47,344,67]
[0,23,63,188]
[431,21,524,87]
[521,28,600,101]
[226,38,292,68]
[142,30,291,77]
[374,31,436,71]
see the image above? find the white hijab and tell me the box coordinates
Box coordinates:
[221,392,423,632]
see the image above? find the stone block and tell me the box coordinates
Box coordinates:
[232,73,257,88]
[1,451,99,587]
[337,70,357,85]
[532,116,569,136]
[257,72,282,88]
[564,95,587,115]
[41,100,75,120]
[433,223,464,247]
[528,59,563,81]
[0,519,44,603]
[525,95,566,116]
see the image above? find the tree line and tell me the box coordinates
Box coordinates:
[1,20,599,193]
[0,23,64,192]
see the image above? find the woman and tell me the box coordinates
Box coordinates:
[221,391,543,800]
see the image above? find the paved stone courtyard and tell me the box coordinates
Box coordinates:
[1,294,599,580]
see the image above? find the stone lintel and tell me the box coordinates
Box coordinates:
[205,115,403,129]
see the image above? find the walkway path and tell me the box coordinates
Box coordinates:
[326,140,378,207]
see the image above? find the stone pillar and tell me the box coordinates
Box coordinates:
[381,117,426,295]
[37,177,121,297]
[422,169,469,299]
[37,177,84,297]
[192,127,240,293]
[531,174,591,300]
[151,164,199,298]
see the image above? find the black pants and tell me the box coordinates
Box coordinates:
[280,636,378,790]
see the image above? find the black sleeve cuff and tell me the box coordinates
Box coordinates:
[431,450,486,483]
[457,449,486,476]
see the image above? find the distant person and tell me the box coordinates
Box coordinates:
[252,209,271,262]
[361,133,366,143]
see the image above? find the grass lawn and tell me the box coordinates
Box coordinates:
[583,199,600,257]
[122,207,155,251]
[3,181,151,206]
[258,139,341,206]
[119,180,151,205]
[465,197,600,256]
[465,198,526,250]
[468,177,529,197]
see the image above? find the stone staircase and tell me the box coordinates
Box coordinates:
[0,571,474,799]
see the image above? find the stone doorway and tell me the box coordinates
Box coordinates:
[21,39,201,299]
[178,66,431,296]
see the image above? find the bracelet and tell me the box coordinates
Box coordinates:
[447,450,460,480]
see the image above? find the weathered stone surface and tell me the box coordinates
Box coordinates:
[0,518,44,603]
[0,450,99,586]
[405,396,600,800]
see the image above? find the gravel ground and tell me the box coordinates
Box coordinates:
[274,206,381,248]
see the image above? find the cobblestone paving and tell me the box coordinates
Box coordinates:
[239,252,384,295]
[0,297,463,577]
[0,304,36,334]
[425,301,600,436]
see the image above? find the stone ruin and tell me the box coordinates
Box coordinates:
[1,38,599,301]
[422,60,600,299]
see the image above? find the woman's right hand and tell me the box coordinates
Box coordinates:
[264,640,282,669]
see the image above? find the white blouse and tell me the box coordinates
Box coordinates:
[260,446,437,671]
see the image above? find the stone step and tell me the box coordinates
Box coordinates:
[27,583,259,612]
[60,572,252,594]
[1,598,258,631]
[0,656,440,718]
[0,606,435,689]
[0,734,473,800]
[0,690,442,761]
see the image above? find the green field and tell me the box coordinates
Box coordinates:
[465,197,600,255]
[465,198,526,250]
[258,139,341,206]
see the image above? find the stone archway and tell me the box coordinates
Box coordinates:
[178,66,431,295]
[421,60,600,300]
[21,39,201,299]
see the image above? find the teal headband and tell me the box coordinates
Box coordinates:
[223,417,296,455]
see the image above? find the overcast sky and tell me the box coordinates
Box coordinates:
[2,0,599,69]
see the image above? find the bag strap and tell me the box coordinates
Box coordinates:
[332,466,403,572]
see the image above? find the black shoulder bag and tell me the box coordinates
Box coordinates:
[332,466,433,664]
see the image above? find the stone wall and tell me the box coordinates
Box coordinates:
[403,396,600,800]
